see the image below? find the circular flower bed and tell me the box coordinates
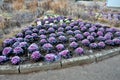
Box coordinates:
[0,15,120,65]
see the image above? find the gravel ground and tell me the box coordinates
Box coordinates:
[0,54,120,80]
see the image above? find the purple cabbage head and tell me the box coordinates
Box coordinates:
[74,30,81,35]
[28,43,39,53]
[32,33,39,40]
[16,33,24,38]
[75,34,84,40]
[69,37,77,42]
[42,43,53,51]
[98,42,106,48]
[25,30,32,35]
[105,40,114,46]
[97,36,106,41]
[66,30,74,35]
[69,41,79,49]
[113,38,120,45]
[48,37,57,44]
[13,47,24,55]
[89,43,98,49]
[31,51,42,61]
[45,54,57,62]
[18,42,28,49]
[40,34,47,39]
[91,32,97,37]
[74,47,84,55]
[0,56,7,64]
[2,47,12,56]
[83,32,90,37]
[81,39,90,46]
[56,44,65,51]
[59,50,70,59]
[58,27,64,32]
[48,28,55,33]
[39,39,47,45]
[11,56,21,65]
[49,33,56,37]
[58,36,67,43]
[97,31,104,36]
[3,39,13,47]
[87,36,95,42]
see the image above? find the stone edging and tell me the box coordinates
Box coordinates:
[0,47,120,74]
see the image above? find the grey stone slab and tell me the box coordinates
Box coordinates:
[19,61,61,74]
[0,65,19,74]
[61,55,93,68]
[94,48,120,62]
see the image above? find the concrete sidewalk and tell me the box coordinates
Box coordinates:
[0,55,120,80]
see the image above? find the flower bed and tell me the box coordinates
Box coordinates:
[0,15,120,65]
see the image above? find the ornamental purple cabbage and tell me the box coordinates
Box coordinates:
[69,41,79,49]
[39,29,47,35]
[0,56,7,63]
[98,42,106,48]
[97,31,104,36]
[115,31,120,37]
[57,32,65,36]
[58,27,64,32]
[25,30,32,35]
[13,47,24,55]
[11,56,21,65]
[66,30,74,35]
[16,33,24,38]
[40,34,47,39]
[16,37,24,42]
[42,43,53,51]
[48,28,55,33]
[48,37,57,44]
[39,39,47,45]
[59,50,70,59]
[31,51,42,61]
[12,42,20,48]
[80,26,87,32]
[74,47,84,55]
[45,54,57,62]
[104,33,112,40]
[3,39,13,47]
[91,32,97,37]
[105,40,114,46]
[58,36,67,43]
[56,44,65,51]
[89,28,95,32]
[81,39,90,46]
[87,36,95,42]
[18,42,28,49]
[69,37,77,42]
[65,26,71,31]
[75,34,84,40]
[98,27,105,32]
[83,32,90,37]
[32,28,39,33]
[73,26,79,30]
[28,43,39,53]
[97,36,106,41]
[74,30,81,35]
[25,35,33,42]
[113,38,120,45]
[49,33,56,37]
[2,47,12,56]
[89,43,98,49]
[32,33,39,40]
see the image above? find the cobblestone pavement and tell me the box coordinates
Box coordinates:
[0,55,120,80]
